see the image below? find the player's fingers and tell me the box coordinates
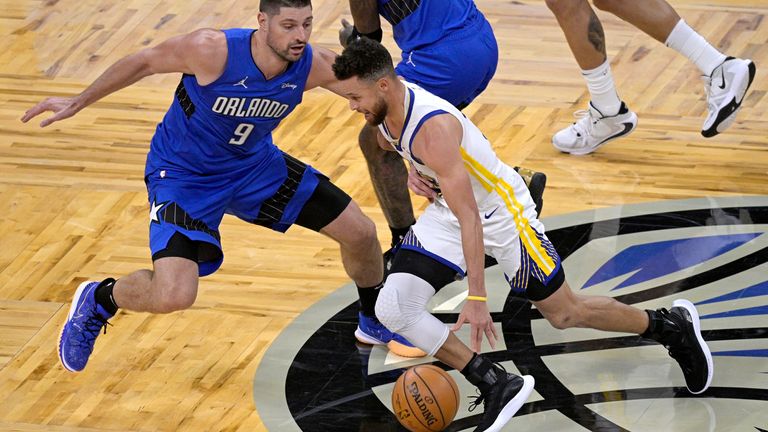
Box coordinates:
[341,18,352,28]
[484,326,496,350]
[490,321,499,341]
[39,109,70,127]
[415,184,433,197]
[39,116,57,128]
[21,103,49,123]
[472,326,481,353]
[409,180,433,198]
[450,316,465,332]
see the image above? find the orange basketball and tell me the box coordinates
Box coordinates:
[391,365,460,432]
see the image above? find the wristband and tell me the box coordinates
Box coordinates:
[466,295,487,302]
[347,26,384,45]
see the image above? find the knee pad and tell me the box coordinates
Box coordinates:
[375,273,450,356]
[376,273,436,332]
[376,273,435,332]
[375,283,406,333]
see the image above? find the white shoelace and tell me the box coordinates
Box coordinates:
[569,109,596,139]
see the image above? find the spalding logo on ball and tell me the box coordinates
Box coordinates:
[392,365,460,432]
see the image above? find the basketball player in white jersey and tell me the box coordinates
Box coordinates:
[332,38,713,432]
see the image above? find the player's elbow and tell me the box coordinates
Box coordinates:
[132,50,157,77]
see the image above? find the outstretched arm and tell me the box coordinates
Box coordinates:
[21,28,226,127]
[306,46,349,96]
[412,114,497,353]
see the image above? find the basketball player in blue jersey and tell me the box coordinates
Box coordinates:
[338,0,547,266]
[21,0,418,373]
[333,38,714,431]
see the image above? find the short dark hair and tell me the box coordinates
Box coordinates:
[259,0,311,15]
[333,37,396,82]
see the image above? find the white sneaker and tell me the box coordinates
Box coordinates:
[552,102,637,155]
[702,57,756,137]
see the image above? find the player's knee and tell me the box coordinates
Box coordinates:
[344,210,378,249]
[547,311,574,330]
[152,278,197,313]
[543,304,581,330]
[375,284,406,332]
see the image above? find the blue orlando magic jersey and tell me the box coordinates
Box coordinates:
[377,0,482,51]
[146,28,313,176]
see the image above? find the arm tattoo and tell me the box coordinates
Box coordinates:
[587,11,606,55]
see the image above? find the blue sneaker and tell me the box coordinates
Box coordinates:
[355,312,393,345]
[58,281,114,372]
[355,312,426,357]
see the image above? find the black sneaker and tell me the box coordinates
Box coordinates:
[514,167,546,216]
[650,299,713,394]
[470,373,535,432]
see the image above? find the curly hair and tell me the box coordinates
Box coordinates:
[259,0,311,15]
[333,37,396,82]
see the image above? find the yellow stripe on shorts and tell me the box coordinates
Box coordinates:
[460,148,556,274]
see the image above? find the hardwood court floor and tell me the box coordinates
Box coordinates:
[0,0,766,430]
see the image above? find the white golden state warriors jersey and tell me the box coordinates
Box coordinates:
[378,81,557,281]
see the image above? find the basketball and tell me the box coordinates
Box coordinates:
[391,365,460,432]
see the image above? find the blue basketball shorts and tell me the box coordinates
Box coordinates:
[395,18,498,108]
[145,151,321,277]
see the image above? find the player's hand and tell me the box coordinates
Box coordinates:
[407,164,437,203]
[21,96,81,127]
[338,18,354,48]
[451,299,497,353]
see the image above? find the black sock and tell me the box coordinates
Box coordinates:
[460,353,500,394]
[460,353,479,375]
[357,281,383,317]
[389,225,413,248]
[640,309,658,339]
[94,278,119,316]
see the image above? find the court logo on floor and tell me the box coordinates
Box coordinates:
[254,197,768,431]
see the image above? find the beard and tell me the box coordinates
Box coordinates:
[365,97,388,126]
[267,35,305,62]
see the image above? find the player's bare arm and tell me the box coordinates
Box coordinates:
[412,114,498,352]
[306,46,347,95]
[21,28,226,127]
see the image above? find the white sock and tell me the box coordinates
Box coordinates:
[665,19,727,76]
[582,59,622,116]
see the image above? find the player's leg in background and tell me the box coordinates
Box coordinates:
[357,123,415,252]
[593,0,756,137]
[546,0,637,155]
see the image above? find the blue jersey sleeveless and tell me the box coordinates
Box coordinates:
[377,0,482,51]
[146,28,313,176]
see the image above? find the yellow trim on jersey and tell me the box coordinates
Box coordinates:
[459,148,556,274]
